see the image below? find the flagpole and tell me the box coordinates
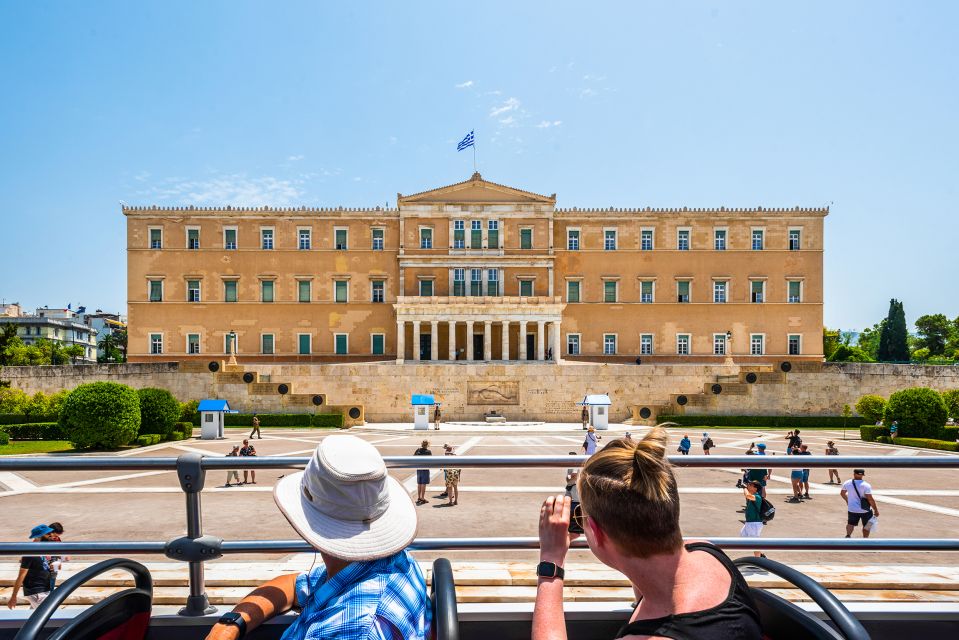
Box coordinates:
[473,132,477,172]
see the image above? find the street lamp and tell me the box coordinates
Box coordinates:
[724,330,734,367]
[228,330,238,366]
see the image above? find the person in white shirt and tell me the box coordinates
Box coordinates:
[840,469,879,538]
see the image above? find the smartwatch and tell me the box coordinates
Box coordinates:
[217,612,247,639]
[536,561,565,580]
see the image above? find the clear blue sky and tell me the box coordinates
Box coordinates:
[1,1,956,331]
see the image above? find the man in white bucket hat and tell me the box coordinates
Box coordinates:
[205,435,431,640]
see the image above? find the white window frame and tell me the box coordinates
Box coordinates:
[419,226,433,249]
[603,333,617,355]
[713,333,727,356]
[750,334,765,356]
[788,227,802,251]
[788,334,802,355]
[567,228,580,251]
[148,226,163,250]
[676,333,691,356]
[185,279,201,303]
[186,226,201,250]
[750,280,765,304]
[518,278,535,297]
[566,279,581,303]
[149,333,163,355]
[223,226,238,250]
[714,227,727,251]
[453,220,465,249]
[640,333,653,355]
[334,279,349,303]
[470,220,483,249]
[567,333,581,355]
[603,280,618,303]
[487,219,500,249]
[640,280,654,304]
[603,228,617,251]
[486,269,500,296]
[186,333,201,355]
[452,268,466,296]
[519,226,533,249]
[470,268,483,296]
[260,279,275,303]
[713,280,727,304]
[260,227,275,250]
[787,279,803,303]
[334,333,349,355]
[371,227,385,251]
[676,279,691,303]
[751,227,765,251]
[297,279,312,303]
[148,279,164,303]
[418,279,434,297]
[261,333,275,355]
[640,228,654,251]
[371,333,386,355]
[297,333,312,355]
[677,227,691,251]
[371,280,385,303]
[298,227,312,250]
[334,227,349,250]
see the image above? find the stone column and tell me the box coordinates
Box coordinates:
[395,320,405,364]
[448,320,457,361]
[552,320,563,364]
[537,320,546,361]
[501,320,510,361]
[430,321,439,362]
[518,321,528,360]
[483,320,493,361]
[466,321,474,361]
[412,322,421,361]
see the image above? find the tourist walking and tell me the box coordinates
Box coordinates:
[433,405,442,430]
[890,420,899,440]
[225,445,241,487]
[583,426,601,455]
[788,446,804,502]
[798,444,813,499]
[825,441,841,484]
[47,522,67,592]
[701,432,714,455]
[7,525,55,609]
[842,469,879,538]
[678,434,691,455]
[414,440,431,505]
[240,439,257,485]
[581,405,589,430]
[741,481,766,558]
[785,429,802,453]
[443,444,460,506]
[744,457,769,499]
[249,414,261,440]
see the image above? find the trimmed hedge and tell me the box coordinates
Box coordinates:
[658,415,870,429]
[860,425,891,442]
[189,412,344,428]
[884,387,948,439]
[0,431,8,446]
[137,388,181,438]
[1,422,68,440]
[893,437,959,452]
[59,382,141,449]
[0,414,58,425]
[941,426,958,442]
[136,434,163,446]
[312,413,345,428]
[942,390,959,419]
[854,395,886,424]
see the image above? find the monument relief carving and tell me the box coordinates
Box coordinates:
[467,380,520,405]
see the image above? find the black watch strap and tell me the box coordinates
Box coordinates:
[536,560,565,579]
[218,612,247,639]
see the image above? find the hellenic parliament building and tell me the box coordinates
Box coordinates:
[125,173,825,367]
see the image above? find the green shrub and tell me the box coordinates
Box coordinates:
[941,426,958,442]
[827,345,873,362]
[911,347,931,361]
[0,413,58,425]
[313,413,345,428]
[168,430,187,441]
[0,431,9,446]
[893,437,959,452]
[175,422,194,435]
[0,388,29,414]
[884,387,948,439]
[137,388,181,437]
[47,390,71,418]
[179,400,199,424]
[658,415,870,429]
[135,433,163,446]
[860,425,890,442]
[876,435,892,444]
[854,395,886,424]
[59,382,141,449]
[942,390,959,419]
[0,423,68,440]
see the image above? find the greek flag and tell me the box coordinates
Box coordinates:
[457,130,474,151]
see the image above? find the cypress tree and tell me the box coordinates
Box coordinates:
[878,299,894,361]
[878,298,910,362]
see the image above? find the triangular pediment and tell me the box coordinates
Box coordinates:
[398,172,556,205]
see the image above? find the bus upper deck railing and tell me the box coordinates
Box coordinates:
[2,453,958,615]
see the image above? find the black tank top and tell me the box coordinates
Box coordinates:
[613,542,762,640]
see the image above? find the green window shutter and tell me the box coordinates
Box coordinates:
[678,281,689,296]
[298,335,311,355]
[298,280,311,302]
[224,229,236,249]
[262,334,274,355]
[335,229,348,249]
[520,280,533,297]
[641,281,652,295]
[604,281,617,302]
[471,229,482,249]
[520,228,532,249]
[224,281,237,302]
[150,229,162,248]
[335,281,348,302]
[261,281,274,302]
[567,281,580,303]
[335,334,348,355]
[488,229,498,248]
[149,281,162,302]
[372,334,384,355]
[789,281,801,301]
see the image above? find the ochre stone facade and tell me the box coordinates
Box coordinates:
[125,173,826,365]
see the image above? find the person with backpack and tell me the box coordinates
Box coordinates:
[841,469,879,538]
[677,435,691,455]
[701,432,714,455]
[741,481,768,558]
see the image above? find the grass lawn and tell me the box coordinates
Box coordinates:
[0,440,76,455]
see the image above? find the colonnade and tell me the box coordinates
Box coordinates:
[395,318,562,363]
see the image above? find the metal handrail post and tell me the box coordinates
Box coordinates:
[174,453,216,616]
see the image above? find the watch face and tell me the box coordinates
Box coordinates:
[220,612,242,624]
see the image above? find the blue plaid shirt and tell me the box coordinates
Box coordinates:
[281,550,431,640]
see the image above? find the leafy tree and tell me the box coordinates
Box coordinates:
[856,320,885,361]
[878,299,909,362]
[0,325,19,366]
[5,339,46,366]
[137,388,181,437]
[0,387,29,414]
[911,347,930,361]
[942,390,959,419]
[826,344,872,362]
[822,328,841,359]
[97,333,125,363]
[63,344,85,363]
[59,381,141,449]
[884,387,948,439]
[914,314,954,356]
[855,394,887,423]
[24,392,51,419]
[47,389,71,417]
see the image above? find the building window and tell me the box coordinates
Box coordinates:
[335,229,348,250]
[714,229,726,251]
[224,281,238,303]
[453,220,465,249]
[261,229,274,250]
[187,228,200,250]
[371,333,385,355]
[149,280,163,302]
[567,334,580,355]
[298,334,311,355]
[470,269,483,296]
[296,280,311,303]
[752,229,764,251]
[676,334,690,355]
[519,279,534,297]
[334,280,348,303]
[371,280,385,303]
[751,334,765,355]
[334,334,348,355]
[567,229,580,250]
[224,228,237,250]
[788,280,802,303]
[149,228,162,249]
[487,269,499,296]
[603,281,617,303]
[677,229,690,251]
[640,281,654,304]
[604,229,617,251]
[713,281,727,303]
[261,280,274,303]
[567,280,580,303]
[453,269,466,297]
[751,280,764,303]
[603,334,617,355]
[150,333,163,355]
[419,279,433,297]
[788,334,801,355]
[487,220,499,248]
[186,280,201,302]
[713,334,726,355]
[470,220,482,249]
[187,334,200,354]
[640,334,653,355]
[789,229,802,251]
[372,228,384,251]
[420,228,433,249]
[520,228,532,250]
[298,229,311,250]
[677,280,690,303]
[261,334,274,355]
[641,229,654,251]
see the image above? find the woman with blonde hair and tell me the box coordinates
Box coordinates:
[533,425,762,639]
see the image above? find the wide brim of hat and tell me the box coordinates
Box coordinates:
[274,471,417,562]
